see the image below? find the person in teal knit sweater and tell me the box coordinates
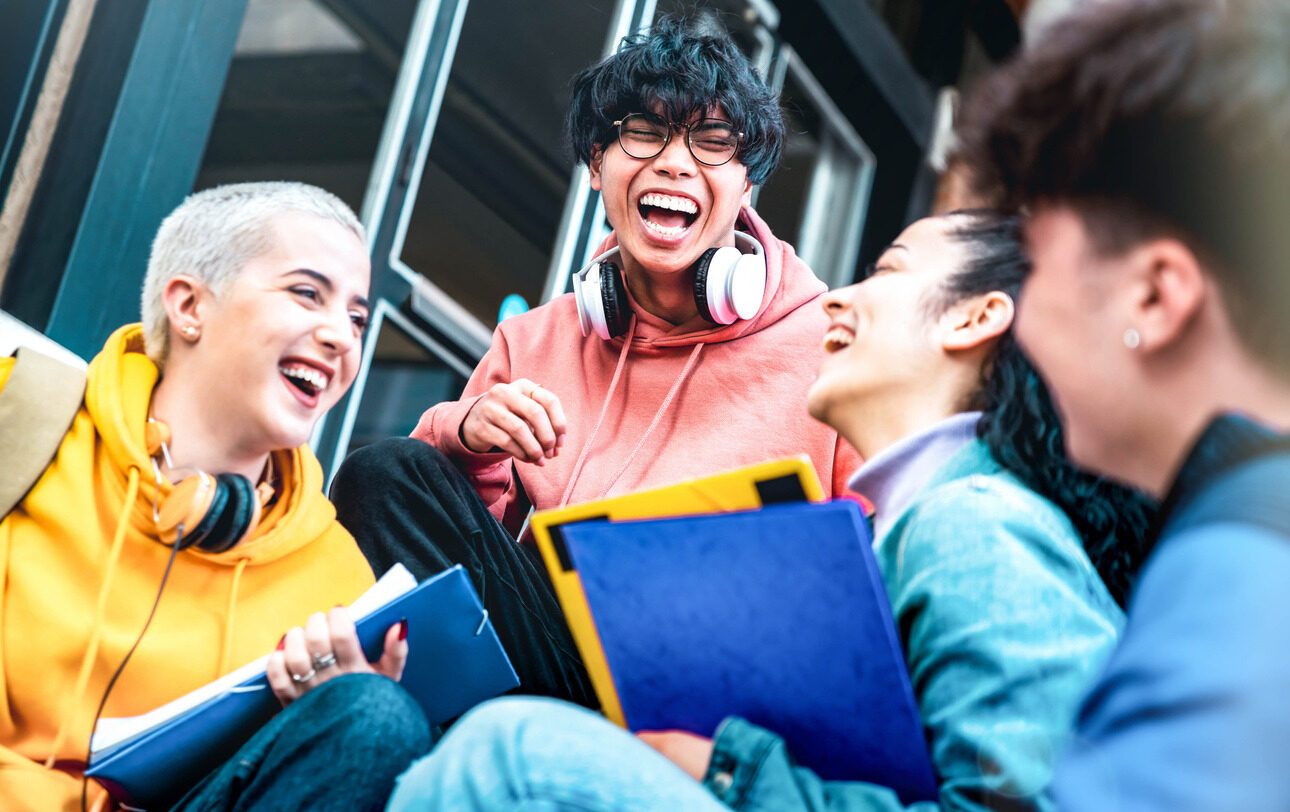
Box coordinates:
[382,210,1156,811]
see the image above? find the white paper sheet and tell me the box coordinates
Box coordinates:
[90,564,417,753]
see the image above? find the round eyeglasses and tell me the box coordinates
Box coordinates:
[612,113,743,167]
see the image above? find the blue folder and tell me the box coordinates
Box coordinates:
[86,564,518,809]
[557,501,938,803]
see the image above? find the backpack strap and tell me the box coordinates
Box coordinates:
[1167,452,1290,541]
[1151,413,1290,543]
[0,347,87,517]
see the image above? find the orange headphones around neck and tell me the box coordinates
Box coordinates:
[145,418,273,553]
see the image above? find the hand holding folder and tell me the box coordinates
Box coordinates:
[541,496,939,804]
[86,564,518,809]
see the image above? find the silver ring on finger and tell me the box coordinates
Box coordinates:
[290,667,317,684]
[311,651,338,672]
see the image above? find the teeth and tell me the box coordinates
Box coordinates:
[280,364,328,390]
[639,192,698,214]
[822,327,853,353]
[642,219,686,237]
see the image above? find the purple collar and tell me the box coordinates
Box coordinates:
[848,412,982,539]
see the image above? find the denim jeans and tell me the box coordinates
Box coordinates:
[386,697,728,812]
[173,674,431,812]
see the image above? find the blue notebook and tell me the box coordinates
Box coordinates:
[86,564,518,809]
[557,501,938,803]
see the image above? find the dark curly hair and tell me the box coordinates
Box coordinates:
[937,210,1156,607]
[565,14,786,185]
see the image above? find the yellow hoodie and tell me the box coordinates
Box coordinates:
[0,326,376,811]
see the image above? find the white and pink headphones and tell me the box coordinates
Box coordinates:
[572,231,767,339]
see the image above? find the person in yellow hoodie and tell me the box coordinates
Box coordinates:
[0,182,428,811]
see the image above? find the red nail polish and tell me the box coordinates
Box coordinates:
[398,619,408,641]
[275,634,286,651]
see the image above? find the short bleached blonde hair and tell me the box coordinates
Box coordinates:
[141,181,365,366]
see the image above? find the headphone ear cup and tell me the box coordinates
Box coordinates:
[182,479,231,551]
[694,246,745,324]
[196,474,260,554]
[697,235,767,324]
[728,250,767,320]
[728,232,767,320]
[155,471,260,552]
[156,472,219,550]
[598,261,631,339]
[692,248,720,323]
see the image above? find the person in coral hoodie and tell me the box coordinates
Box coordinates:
[331,16,859,707]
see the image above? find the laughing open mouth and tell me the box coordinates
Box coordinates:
[638,192,699,237]
[280,362,330,398]
[823,327,854,354]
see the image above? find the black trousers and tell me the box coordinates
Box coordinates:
[330,438,596,709]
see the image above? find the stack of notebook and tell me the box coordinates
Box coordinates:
[87,564,518,809]
[531,457,938,804]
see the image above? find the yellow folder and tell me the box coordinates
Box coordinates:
[532,456,825,725]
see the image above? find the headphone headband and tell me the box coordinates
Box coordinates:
[575,231,763,278]
[730,230,764,258]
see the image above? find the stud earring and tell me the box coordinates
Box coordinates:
[183,325,199,340]
[1123,328,1141,349]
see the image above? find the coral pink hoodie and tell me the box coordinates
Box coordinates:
[412,207,860,536]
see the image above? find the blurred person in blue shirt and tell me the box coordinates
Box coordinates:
[959,0,1290,809]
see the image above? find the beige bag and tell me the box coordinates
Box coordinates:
[0,347,87,517]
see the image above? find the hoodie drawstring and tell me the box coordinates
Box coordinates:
[558,315,707,505]
[596,342,704,500]
[219,558,249,677]
[46,466,140,768]
[559,317,638,507]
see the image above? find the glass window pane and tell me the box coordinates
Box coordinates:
[757,58,872,287]
[193,0,417,214]
[755,70,821,248]
[399,0,615,328]
[234,0,364,54]
[347,316,468,452]
[806,134,866,285]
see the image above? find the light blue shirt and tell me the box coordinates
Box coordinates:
[1053,414,1290,811]
[703,439,1124,811]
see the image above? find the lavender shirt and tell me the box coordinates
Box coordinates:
[847,412,982,540]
